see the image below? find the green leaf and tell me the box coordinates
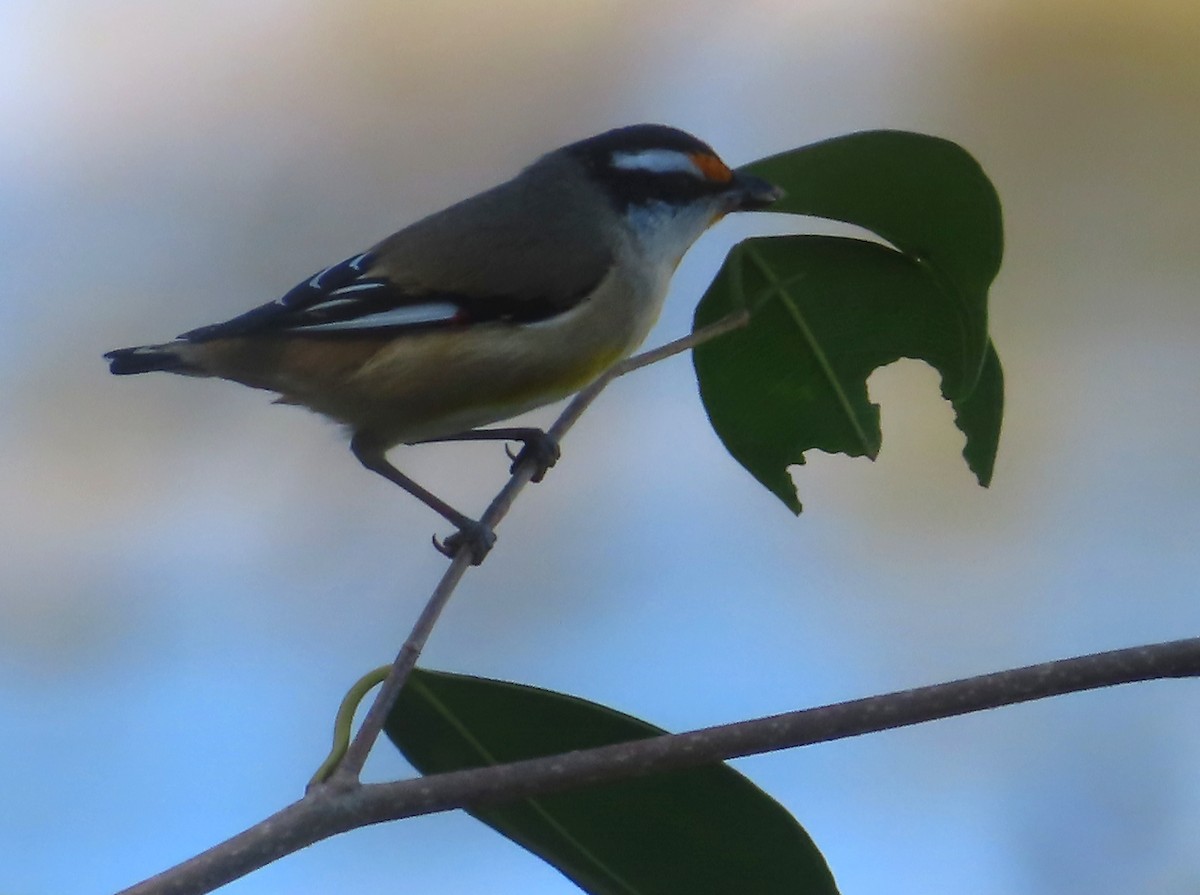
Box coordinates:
[387,669,839,895]
[694,131,1004,512]
[745,130,1003,387]
[952,339,1004,488]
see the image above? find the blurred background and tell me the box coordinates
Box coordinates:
[2,0,1198,892]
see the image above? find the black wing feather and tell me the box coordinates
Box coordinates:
[179,249,576,343]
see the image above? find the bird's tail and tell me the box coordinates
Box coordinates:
[104,343,194,376]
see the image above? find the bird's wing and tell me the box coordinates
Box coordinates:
[181,159,618,343]
[179,244,608,342]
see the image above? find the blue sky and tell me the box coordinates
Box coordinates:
[2,1,1198,893]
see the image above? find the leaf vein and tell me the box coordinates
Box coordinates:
[411,677,642,894]
[744,246,878,457]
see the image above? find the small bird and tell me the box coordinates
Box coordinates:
[106,124,782,561]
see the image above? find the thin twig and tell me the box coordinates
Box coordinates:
[117,637,1200,895]
[322,311,750,786]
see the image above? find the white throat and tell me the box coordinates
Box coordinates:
[623,199,719,280]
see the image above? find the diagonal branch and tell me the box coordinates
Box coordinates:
[323,311,750,786]
[117,637,1200,895]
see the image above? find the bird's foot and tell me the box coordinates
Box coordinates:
[505,431,561,482]
[433,520,497,565]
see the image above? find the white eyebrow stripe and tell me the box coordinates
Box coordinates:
[293,302,460,331]
[609,149,703,178]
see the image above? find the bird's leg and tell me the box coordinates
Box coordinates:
[350,435,495,564]
[415,427,561,482]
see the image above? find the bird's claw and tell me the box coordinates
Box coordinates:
[508,432,561,483]
[432,521,497,565]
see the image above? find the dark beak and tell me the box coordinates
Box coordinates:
[728,172,784,212]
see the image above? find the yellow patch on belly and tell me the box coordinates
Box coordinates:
[479,340,629,415]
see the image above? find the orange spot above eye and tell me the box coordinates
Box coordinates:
[691,152,734,184]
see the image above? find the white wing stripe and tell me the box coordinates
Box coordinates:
[306,264,338,290]
[330,282,388,296]
[305,297,360,310]
[294,302,460,332]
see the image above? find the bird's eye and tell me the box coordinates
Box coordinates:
[594,145,734,210]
